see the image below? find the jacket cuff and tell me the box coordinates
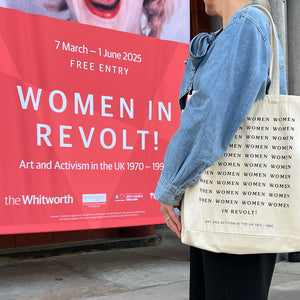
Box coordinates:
[155,176,184,206]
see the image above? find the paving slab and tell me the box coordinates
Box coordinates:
[0,226,299,300]
[88,281,189,300]
[269,261,300,300]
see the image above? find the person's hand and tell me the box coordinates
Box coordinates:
[160,202,182,238]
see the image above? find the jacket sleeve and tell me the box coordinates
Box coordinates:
[155,16,272,206]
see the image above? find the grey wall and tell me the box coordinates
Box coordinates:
[210,0,299,96]
[287,0,300,95]
[270,0,300,95]
[270,0,288,62]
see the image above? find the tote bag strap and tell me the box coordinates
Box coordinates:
[251,5,280,96]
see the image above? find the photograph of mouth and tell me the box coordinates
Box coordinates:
[1,0,190,43]
[83,0,121,18]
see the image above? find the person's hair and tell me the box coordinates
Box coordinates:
[142,0,174,37]
[254,0,271,11]
[40,0,174,38]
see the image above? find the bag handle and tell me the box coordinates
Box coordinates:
[251,5,280,96]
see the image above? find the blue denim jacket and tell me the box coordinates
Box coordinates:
[155,3,288,206]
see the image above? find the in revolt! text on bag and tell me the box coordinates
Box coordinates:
[181,6,300,254]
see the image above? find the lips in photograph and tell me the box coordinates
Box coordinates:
[83,0,121,18]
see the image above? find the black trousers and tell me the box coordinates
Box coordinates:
[190,247,277,300]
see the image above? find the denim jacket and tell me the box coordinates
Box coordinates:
[155,3,288,206]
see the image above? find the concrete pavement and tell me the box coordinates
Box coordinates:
[0,225,299,300]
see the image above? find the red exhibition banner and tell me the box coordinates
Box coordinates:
[0,7,188,234]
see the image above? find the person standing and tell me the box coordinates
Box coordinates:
[155,0,288,299]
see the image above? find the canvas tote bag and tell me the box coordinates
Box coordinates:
[181,5,300,254]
